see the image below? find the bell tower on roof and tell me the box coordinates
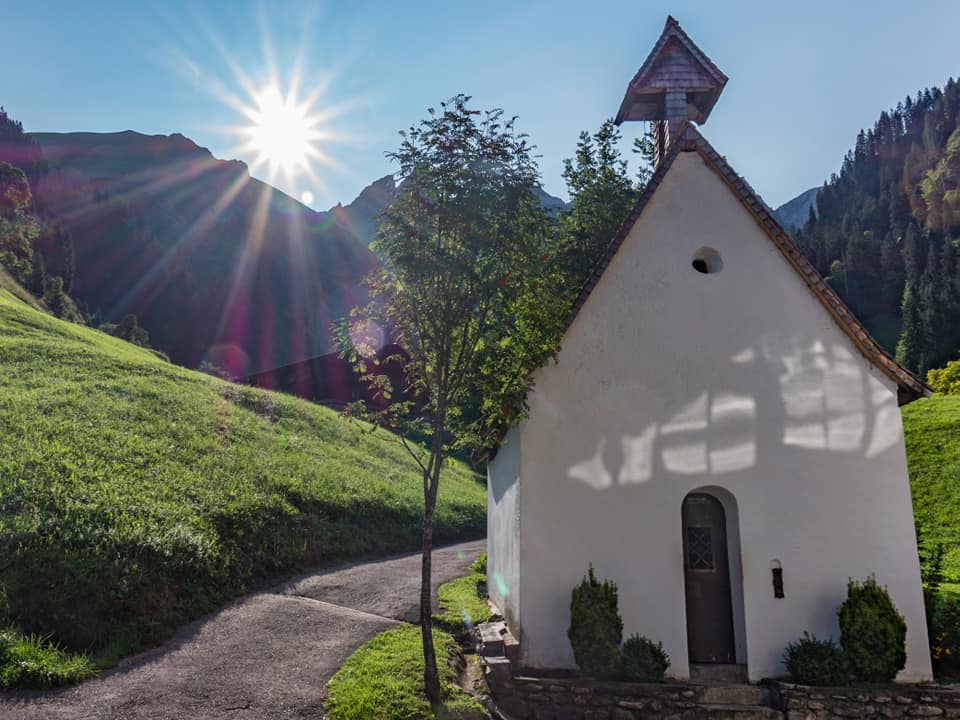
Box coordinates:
[615,16,728,165]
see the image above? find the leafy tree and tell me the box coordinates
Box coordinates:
[336,95,566,704]
[0,161,38,282]
[927,357,960,395]
[557,120,641,293]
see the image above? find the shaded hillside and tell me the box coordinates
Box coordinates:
[0,288,484,662]
[27,131,384,376]
[774,187,818,232]
[794,79,960,373]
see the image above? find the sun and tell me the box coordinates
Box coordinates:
[237,84,325,183]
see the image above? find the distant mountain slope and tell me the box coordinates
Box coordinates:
[28,131,384,376]
[25,132,568,378]
[774,187,818,232]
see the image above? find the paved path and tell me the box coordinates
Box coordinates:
[0,540,485,720]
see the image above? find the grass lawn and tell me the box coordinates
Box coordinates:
[0,289,486,679]
[902,396,960,579]
[325,625,481,720]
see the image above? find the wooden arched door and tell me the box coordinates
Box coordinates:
[682,493,736,664]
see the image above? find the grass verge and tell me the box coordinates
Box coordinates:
[325,625,482,720]
[433,558,491,636]
[328,554,490,719]
[0,628,95,689]
[903,396,960,579]
[0,289,486,684]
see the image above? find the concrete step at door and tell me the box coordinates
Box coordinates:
[695,684,771,706]
[702,704,783,720]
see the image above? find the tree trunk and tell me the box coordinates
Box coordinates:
[420,438,445,706]
[420,496,441,705]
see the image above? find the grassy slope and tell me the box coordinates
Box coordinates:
[0,266,42,311]
[0,290,485,661]
[903,396,960,579]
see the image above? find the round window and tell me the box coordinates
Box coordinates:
[692,247,723,274]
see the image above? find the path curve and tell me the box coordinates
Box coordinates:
[0,540,485,720]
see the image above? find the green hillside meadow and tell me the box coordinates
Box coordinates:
[903,395,960,580]
[0,289,486,664]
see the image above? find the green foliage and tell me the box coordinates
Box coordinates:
[568,566,623,676]
[782,633,850,686]
[837,577,907,682]
[343,94,567,454]
[341,94,566,702]
[100,313,150,347]
[620,635,670,682]
[326,625,481,720]
[928,357,960,395]
[0,161,38,282]
[0,628,96,689]
[0,290,485,663]
[927,587,960,677]
[433,561,490,636]
[557,119,641,293]
[470,552,487,576]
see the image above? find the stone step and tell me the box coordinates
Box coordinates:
[702,704,783,720]
[690,664,750,683]
[696,684,771,706]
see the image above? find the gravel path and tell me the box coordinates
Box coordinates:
[0,539,485,720]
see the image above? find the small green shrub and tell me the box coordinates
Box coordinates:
[568,565,622,676]
[838,577,907,682]
[782,633,850,686]
[926,589,960,677]
[470,552,487,576]
[621,635,669,682]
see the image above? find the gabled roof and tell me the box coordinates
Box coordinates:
[565,123,931,404]
[615,16,729,125]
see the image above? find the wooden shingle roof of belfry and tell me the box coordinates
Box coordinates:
[615,16,729,125]
[564,122,932,404]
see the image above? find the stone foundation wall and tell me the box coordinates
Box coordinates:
[477,622,960,720]
[766,681,960,719]
[490,675,754,720]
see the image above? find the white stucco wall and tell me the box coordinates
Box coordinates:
[488,149,931,682]
[488,430,521,631]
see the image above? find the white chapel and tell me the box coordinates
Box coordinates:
[486,16,933,683]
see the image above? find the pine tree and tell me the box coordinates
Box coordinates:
[896,282,924,372]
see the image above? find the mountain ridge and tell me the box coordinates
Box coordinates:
[28,129,380,375]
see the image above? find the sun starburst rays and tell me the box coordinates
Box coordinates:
[234,83,328,187]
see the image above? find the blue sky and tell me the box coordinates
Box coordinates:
[2,0,958,210]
